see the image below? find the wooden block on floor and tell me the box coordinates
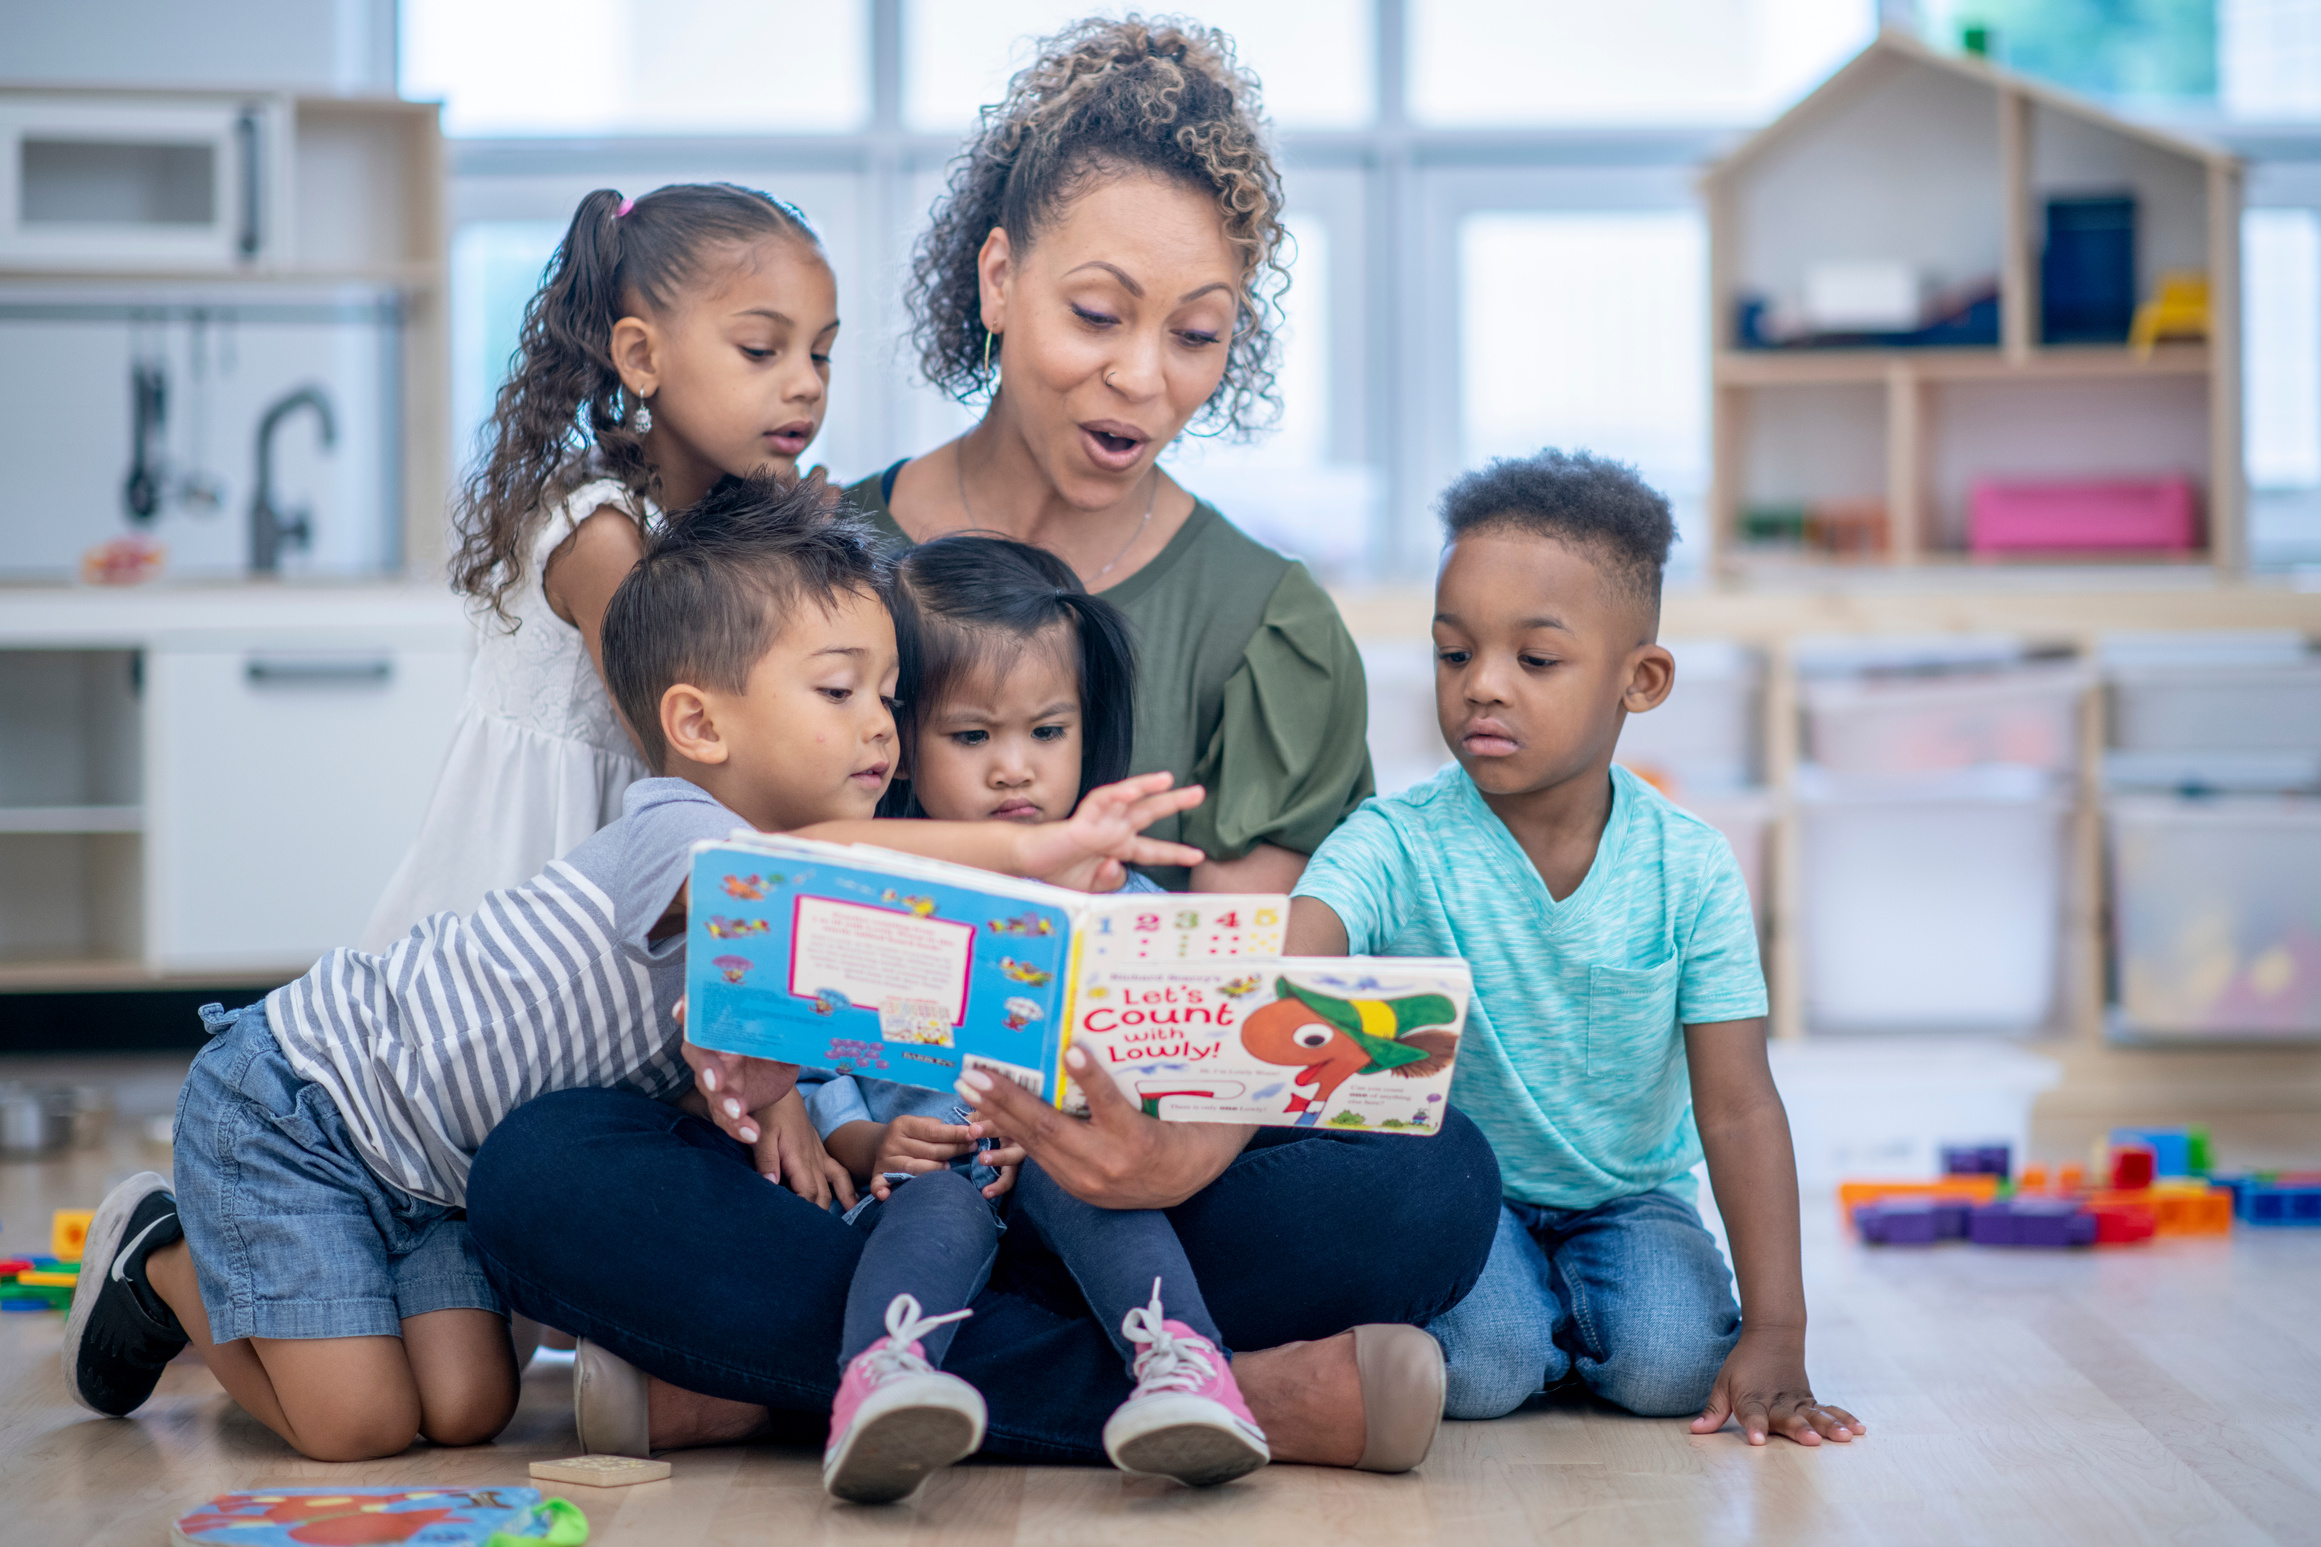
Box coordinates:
[530,1454,673,1488]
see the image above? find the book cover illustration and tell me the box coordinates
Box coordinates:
[1062,958,1470,1133]
[684,834,1285,1101]
[170,1486,582,1546]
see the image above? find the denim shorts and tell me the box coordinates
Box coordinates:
[174,1001,503,1342]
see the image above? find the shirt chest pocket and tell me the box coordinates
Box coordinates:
[1585,956,1682,1079]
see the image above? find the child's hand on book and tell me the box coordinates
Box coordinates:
[752,1088,856,1210]
[677,997,799,1146]
[1017,772,1207,886]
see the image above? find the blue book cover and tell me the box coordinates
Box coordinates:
[684,835,1286,1102]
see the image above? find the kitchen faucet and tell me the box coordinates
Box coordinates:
[249,384,335,574]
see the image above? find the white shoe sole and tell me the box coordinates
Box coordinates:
[573,1338,651,1458]
[824,1378,987,1504]
[60,1170,172,1416]
[1104,1392,1270,1486]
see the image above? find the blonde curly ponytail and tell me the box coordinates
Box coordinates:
[909,14,1289,438]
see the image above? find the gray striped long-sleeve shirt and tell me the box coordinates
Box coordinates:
[266,778,742,1207]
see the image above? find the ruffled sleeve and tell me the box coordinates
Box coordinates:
[1183,562,1376,861]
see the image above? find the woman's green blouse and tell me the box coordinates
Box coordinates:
[847,466,1376,889]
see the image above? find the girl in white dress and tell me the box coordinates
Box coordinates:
[365,184,841,947]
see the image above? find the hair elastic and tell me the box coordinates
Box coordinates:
[615,197,635,218]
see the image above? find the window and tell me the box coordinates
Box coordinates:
[2221,0,2321,118]
[1410,0,1873,126]
[1458,211,1711,570]
[1165,216,1377,573]
[401,0,870,135]
[905,0,1374,132]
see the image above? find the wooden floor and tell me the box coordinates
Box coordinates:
[4,1129,2319,1545]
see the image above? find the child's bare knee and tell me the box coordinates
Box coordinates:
[419,1379,518,1447]
[288,1402,424,1461]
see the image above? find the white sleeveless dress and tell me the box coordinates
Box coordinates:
[361,478,657,950]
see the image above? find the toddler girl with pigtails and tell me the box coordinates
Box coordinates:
[793,536,1270,1503]
[365,183,841,947]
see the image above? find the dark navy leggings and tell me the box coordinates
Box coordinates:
[466,1088,1501,1463]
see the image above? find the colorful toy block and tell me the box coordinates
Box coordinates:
[2109,1127,2209,1178]
[1853,1198,1972,1244]
[1968,1198,2096,1247]
[1838,1177,2000,1227]
[2239,1182,2321,1227]
[0,1257,32,1276]
[51,1208,92,1262]
[2085,1200,2157,1244]
[16,1270,77,1287]
[2109,1145,2157,1192]
[1941,1144,2011,1179]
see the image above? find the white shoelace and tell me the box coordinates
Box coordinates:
[1121,1277,1218,1396]
[859,1293,973,1384]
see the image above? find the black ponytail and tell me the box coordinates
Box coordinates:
[880,535,1138,819]
[448,183,818,621]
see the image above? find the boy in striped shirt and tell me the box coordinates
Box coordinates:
[62,476,1201,1461]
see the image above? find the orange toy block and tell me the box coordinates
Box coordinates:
[52,1209,93,1263]
[1838,1178,2000,1226]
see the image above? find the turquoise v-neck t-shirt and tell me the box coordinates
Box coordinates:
[1293,763,1767,1210]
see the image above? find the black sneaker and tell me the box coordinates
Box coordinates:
[62,1171,190,1416]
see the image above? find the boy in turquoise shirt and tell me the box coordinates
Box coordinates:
[1289,450,1862,1447]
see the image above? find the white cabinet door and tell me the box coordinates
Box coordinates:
[145,638,465,974]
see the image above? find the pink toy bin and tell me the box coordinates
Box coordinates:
[1968,476,2199,554]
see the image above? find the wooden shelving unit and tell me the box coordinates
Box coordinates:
[1701,32,2243,575]
[0,85,448,576]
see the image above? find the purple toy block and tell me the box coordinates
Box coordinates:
[1941,1143,2012,1179]
[1857,1202,1938,1244]
[1968,1198,2093,1247]
[1853,1198,1972,1245]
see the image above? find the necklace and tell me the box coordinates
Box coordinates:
[954,440,1156,586]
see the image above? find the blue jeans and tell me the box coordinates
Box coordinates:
[1429,1189,1740,1420]
[174,1002,502,1343]
[464,1087,1501,1462]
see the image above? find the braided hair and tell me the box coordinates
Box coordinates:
[908,13,1289,438]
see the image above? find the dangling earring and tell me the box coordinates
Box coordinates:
[982,329,1002,393]
[632,392,653,435]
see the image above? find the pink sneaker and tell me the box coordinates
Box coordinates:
[822,1294,987,1504]
[1101,1279,1269,1486]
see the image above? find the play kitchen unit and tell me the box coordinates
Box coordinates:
[0,85,466,987]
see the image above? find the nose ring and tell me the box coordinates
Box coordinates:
[1105,370,1117,388]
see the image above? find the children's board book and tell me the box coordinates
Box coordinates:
[684,835,1470,1132]
[1062,957,1469,1134]
[170,1487,586,1546]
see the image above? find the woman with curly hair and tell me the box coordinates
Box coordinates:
[848,13,1372,892]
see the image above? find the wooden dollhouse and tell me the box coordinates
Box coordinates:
[1701,29,2243,572]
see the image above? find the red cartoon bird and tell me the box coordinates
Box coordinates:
[1239,979,1459,1126]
